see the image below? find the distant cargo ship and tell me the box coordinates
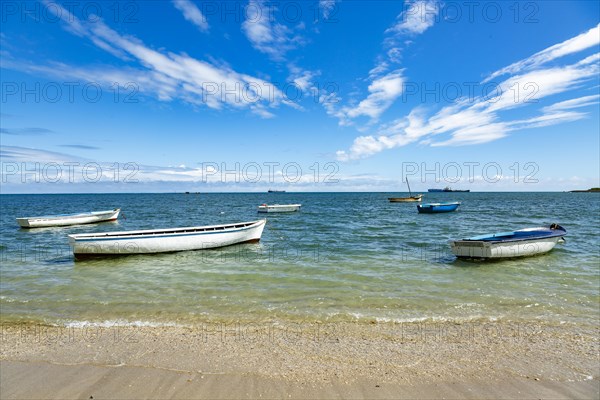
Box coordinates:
[428,187,470,193]
[268,189,286,193]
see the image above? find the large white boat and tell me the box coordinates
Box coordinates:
[16,209,121,229]
[257,204,301,213]
[451,224,566,259]
[69,219,266,259]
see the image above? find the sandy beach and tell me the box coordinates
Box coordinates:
[1,320,598,399]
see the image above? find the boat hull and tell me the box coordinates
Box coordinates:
[17,209,120,228]
[257,204,301,213]
[388,195,422,203]
[451,224,566,259]
[451,236,563,259]
[417,203,460,213]
[69,219,266,259]
[427,189,470,192]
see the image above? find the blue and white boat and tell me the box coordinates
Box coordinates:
[417,202,460,213]
[451,224,567,259]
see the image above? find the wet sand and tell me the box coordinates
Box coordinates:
[1,321,598,399]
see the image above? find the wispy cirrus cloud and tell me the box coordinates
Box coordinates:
[240,1,319,110]
[0,145,86,163]
[1,127,54,135]
[319,0,337,20]
[59,144,101,150]
[242,0,306,61]
[0,145,387,191]
[332,70,406,126]
[484,23,600,83]
[172,0,209,32]
[329,1,440,127]
[386,0,439,36]
[4,1,294,118]
[337,26,600,160]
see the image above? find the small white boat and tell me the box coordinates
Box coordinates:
[17,209,121,229]
[69,219,266,259]
[257,204,301,213]
[451,224,566,259]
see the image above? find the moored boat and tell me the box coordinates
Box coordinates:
[388,194,423,202]
[428,187,470,192]
[417,202,460,213]
[450,224,566,259]
[68,219,266,259]
[257,204,301,213]
[17,209,121,228]
[388,178,423,202]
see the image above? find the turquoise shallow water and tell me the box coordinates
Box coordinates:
[1,192,598,326]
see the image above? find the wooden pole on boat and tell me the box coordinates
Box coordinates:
[406,178,413,197]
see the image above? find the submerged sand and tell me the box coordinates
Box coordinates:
[1,320,598,399]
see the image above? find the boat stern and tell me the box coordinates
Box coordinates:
[16,218,31,228]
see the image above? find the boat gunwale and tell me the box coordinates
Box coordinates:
[388,194,422,200]
[257,204,301,208]
[418,202,461,207]
[456,227,567,244]
[68,219,266,241]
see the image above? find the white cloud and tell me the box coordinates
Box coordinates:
[172,0,209,32]
[328,1,439,127]
[484,23,600,83]
[16,2,294,118]
[541,94,599,113]
[368,61,389,79]
[0,145,87,164]
[242,0,304,61]
[319,0,337,19]
[338,70,405,124]
[336,46,599,160]
[287,65,320,101]
[386,0,439,36]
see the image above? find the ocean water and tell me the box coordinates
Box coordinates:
[1,192,598,327]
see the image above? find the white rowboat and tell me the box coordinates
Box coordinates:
[17,209,121,228]
[69,219,266,259]
[257,204,301,213]
[451,224,566,259]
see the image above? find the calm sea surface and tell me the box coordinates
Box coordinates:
[1,192,598,327]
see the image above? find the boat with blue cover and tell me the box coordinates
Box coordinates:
[451,224,567,259]
[417,202,460,213]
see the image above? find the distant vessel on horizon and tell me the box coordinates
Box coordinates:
[268,189,286,193]
[569,187,600,193]
[428,187,470,193]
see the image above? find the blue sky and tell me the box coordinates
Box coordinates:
[1,0,599,192]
